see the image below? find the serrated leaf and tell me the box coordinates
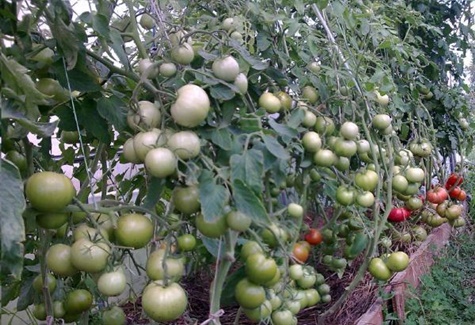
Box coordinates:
[47,15,81,69]
[0,159,26,279]
[2,104,58,137]
[77,100,111,143]
[109,29,130,68]
[210,128,233,150]
[232,179,268,224]
[52,61,102,92]
[268,118,298,138]
[262,134,290,160]
[1,280,21,306]
[210,84,236,101]
[0,53,49,111]
[142,177,165,211]
[92,13,110,39]
[199,170,229,222]
[230,149,264,195]
[194,71,220,86]
[16,276,35,311]
[197,49,218,61]
[96,95,127,131]
[229,39,268,70]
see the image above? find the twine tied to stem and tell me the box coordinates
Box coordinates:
[200,309,225,325]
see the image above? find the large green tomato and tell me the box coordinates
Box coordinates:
[142,281,188,322]
[234,278,266,309]
[172,185,201,214]
[102,306,126,325]
[70,238,111,273]
[144,147,177,178]
[114,213,154,249]
[46,244,78,277]
[368,258,392,281]
[171,84,210,127]
[146,250,185,282]
[225,210,252,232]
[170,43,195,65]
[245,253,278,285]
[25,171,75,212]
[133,128,166,162]
[167,130,201,160]
[259,92,281,113]
[385,252,409,272]
[97,268,127,296]
[36,212,69,229]
[212,55,240,81]
[64,289,93,314]
[127,100,161,131]
[195,214,227,238]
[32,273,57,294]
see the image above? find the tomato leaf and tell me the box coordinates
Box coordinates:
[142,177,165,211]
[96,95,128,132]
[47,13,82,70]
[201,237,225,259]
[109,29,130,68]
[52,58,102,92]
[16,276,35,311]
[229,39,268,71]
[230,149,264,195]
[0,159,26,279]
[199,170,229,222]
[262,134,290,160]
[77,99,111,143]
[210,84,236,101]
[0,53,49,112]
[209,128,233,150]
[268,118,298,138]
[232,179,268,223]
[1,104,58,138]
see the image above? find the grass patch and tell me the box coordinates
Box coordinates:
[405,230,475,325]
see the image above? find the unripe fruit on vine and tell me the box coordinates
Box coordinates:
[171,84,210,127]
[234,73,248,94]
[212,56,240,82]
[222,17,235,31]
[138,59,159,78]
[123,138,141,163]
[339,122,359,140]
[302,131,322,153]
[133,129,167,162]
[302,110,317,127]
[372,114,392,130]
[159,62,177,77]
[139,13,154,30]
[144,147,177,178]
[259,92,281,113]
[171,43,194,65]
[127,100,161,131]
[302,86,319,104]
[167,131,201,160]
[374,90,389,105]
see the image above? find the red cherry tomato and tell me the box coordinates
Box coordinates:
[304,228,323,246]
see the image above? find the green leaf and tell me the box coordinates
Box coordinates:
[0,53,49,111]
[1,104,58,137]
[199,170,229,222]
[229,39,268,70]
[0,159,26,279]
[16,276,35,311]
[96,95,127,131]
[142,177,165,211]
[52,60,102,92]
[232,179,268,224]
[316,0,329,9]
[77,99,111,143]
[210,84,236,101]
[109,29,130,68]
[47,14,82,69]
[210,128,233,150]
[268,118,298,138]
[230,149,264,195]
[262,134,290,160]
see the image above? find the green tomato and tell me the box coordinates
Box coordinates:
[245,253,278,285]
[25,171,75,212]
[195,214,227,238]
[234,278,266,309]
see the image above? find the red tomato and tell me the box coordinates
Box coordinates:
[445,173,464,188]
[388,207,412,222]
[456,190,467,201]
[304,228,323,246]
[449,186,462,199]
[426,187,448,204]
[292,243,310,263]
